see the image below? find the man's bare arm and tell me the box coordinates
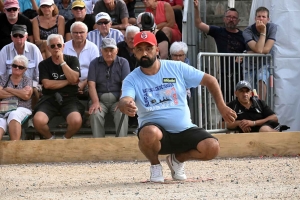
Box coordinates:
[193,0,210,33]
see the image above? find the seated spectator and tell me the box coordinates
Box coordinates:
[0,0,34,49]
[124,0,136,25]
[87,12,124,55]
[158,0,183,32]
[88,38,130,137]
[93,0,129,33]
[33,34,85,139]
[0,55,33,140]
[144,0,181,43]
[57,0,73,23]
[243,7,277,101]
[0,24,43,111]
[137,12,169,59]
[226,80,279,133]
[169,41,190,64]
[82,0,98,15]
[64,0,96,42]
[19,0,39,13]
[31,0,65,59]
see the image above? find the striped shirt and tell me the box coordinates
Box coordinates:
[87,28,124,56]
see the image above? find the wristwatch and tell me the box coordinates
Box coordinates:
[60,62,66,66]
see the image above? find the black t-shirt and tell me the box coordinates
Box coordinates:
[117,41,137,72]
[65,14,95,34]
[0,13,33,50]
[39,55,81,95]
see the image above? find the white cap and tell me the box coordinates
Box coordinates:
[40,0,54,6]
[95,12,111,23]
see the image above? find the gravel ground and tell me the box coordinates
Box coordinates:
[0,157,299,200]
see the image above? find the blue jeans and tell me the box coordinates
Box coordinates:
[244,65,270,89]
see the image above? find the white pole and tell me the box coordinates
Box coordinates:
[228,0,235,8]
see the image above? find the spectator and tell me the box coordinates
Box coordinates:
[137,12,170,59]
[158,0,183,32]
[194,0,245,102]
[0,24,43,111]
[118,31,236,182]
[33,34,85,139]
[88,38,130,137]
[169,41,190,64]
[64,0,96,42]
[82,0,98,15]
[243,7,277,101]
[57,0,73,23]
[87,12,124,55]
[0,0,34,50]
[19,0,39,12]
[144,0,181,43]
[93,0,129,32]
[226,80,279,133]
[0,55,33,140]
[32,0,65,59]
[123,0,136,25]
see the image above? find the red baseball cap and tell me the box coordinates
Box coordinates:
[133,31,157,47]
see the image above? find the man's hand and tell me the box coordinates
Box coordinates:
[194,0,199,8]
[239,119,255,129]
[256,20,266,34]
[120,100,138,117]
[89,102,101,114]
[56,51,65,64]
[220,106,237,124]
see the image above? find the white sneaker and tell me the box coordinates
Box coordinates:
[166,154,187,181]
[150,164,164,182]
[27,118,34,128]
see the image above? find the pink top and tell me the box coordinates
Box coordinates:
[159,0,183,7]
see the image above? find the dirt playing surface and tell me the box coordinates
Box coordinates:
[0,157,299,199]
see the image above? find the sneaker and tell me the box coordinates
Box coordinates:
[150,164,164,182]
[27,118,34,128]
[166,154,187,181]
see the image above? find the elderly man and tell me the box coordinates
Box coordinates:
[226,80,279,133]
[93,0,129,32]
[0,0,33,49]
[0,24,42,109]
[87,12,124,55]
[64,0,96,42]
[33,34,85,139]
[88,38,130,137]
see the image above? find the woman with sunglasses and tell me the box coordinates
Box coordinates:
[31,0,65,59]
[0,55,33,140]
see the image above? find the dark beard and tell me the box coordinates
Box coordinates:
[137,56,156,68]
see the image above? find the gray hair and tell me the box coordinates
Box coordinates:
[125,25,140,37]
[170,42,188,55]
[70,21,88,33]
[13,55,28,68]
[47,34,64,46]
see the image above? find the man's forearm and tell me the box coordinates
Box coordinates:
[255,114,278,126]
[43,80,69,89]
[227,120,241,129]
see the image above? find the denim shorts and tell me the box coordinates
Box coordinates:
[244,65,270,88]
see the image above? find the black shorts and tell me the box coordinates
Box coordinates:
[34,95,85,120]
[137,122,217,155]
[250,120,280,132]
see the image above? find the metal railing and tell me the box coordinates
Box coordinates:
[196,52,274,132]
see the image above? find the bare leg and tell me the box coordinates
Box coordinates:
[64,112,82,138]
[138,125,163,165]
[258,80,267,101]
[33,111,52,139]
[161,27,173,44]
[259,125,278,132]
[158,41,169,59]
[129,17,137,25]
[8,120,22,140]
[0,128,5,140]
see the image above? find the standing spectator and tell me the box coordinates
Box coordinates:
[33,34,85,139]
[64,0,96,42]
[87,12,124,55]
[31,0,65,59]
[88,38,130,137]
[0,0,34,50]
[57,0,73,23]
[118,31,236,182]
[19,0,40,12]
[243,7,277,101]
[93,0,129,32]
[194,0,245,102]
[124,0,136,25]
[0,55,33,140]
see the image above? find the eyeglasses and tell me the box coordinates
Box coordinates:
[73,7,85,10]
[97,21,110,25]
[225,16,238,21]
[12,64,26,70]
[6,7,18,12]
[72,31,85,35]
[106,67,110,79]
[40,5,52,8]
[12,34,25,38]
[171,54,185,57]
[50,43,63,49]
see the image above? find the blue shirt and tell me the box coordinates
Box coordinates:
[19,0,40,12]
[121,60,204,133]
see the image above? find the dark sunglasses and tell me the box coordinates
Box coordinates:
[40,5,52,8]
[73,7,85,10]
[6,7,18,12]
[12,34,25,38]
[12,64,26,70]
[50,43,63,49]
[97,21,110,25]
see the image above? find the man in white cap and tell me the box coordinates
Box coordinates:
[87,12,124,55]
[0,0,33,50]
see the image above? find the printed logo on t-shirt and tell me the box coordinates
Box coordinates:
[163,78,176,83]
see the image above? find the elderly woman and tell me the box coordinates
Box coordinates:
[170,41,190,64]
[32,0,65,59]
[144,0,181,43]
[0,55,33,140]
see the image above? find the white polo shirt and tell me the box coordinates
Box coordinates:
[63,39,100,81]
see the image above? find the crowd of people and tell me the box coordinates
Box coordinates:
[0,0,281,183]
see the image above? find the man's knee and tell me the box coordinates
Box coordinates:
[197,138,220,160]
[33,112,48,126]
[259,125,277,132]
[139,125,162,142]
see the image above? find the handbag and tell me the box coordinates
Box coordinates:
[0,75,18,114]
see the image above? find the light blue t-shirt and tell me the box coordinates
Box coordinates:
[121,60,205,133]
[19,0,40,13]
